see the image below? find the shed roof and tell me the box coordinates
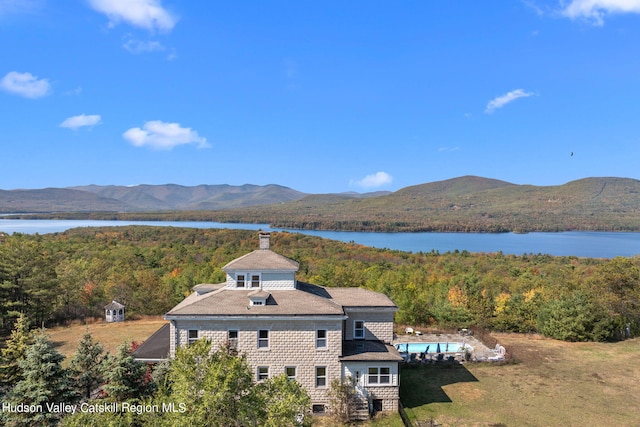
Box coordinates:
[104,300,125,310]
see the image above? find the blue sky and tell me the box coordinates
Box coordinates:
[2,0,640,194]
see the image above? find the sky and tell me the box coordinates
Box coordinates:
[2,0,640,194]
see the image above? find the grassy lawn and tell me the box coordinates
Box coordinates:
[44,322,640,426]
[46,316,168,361]
[401,333,640,426]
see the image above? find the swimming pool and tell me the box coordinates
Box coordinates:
[394,342,467,354]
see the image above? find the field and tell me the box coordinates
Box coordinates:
[401,332,640,426]
[45,321,640,426]
[47,316,168,360]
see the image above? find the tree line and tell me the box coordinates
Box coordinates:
[0,314,311,426]
[1,227,639,341]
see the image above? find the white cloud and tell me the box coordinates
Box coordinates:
[88,0,177,32]
[123,120,209,150]
[485,89,534,114]
[560,0,640,25]
[123,38,165,54]
[0,71,50,98]
[60,114,102,129]
[350,171,393,189]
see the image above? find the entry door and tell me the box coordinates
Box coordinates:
[354,370,365,395]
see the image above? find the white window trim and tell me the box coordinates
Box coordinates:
[257,366,269,381]
[315,366,327,388]
[235,272,261,288]
[354,320,365,340]
[187,329,199,346]
[285,366,297,381]
[228,329,239,349]
[367,366,391,386]
[236,273,246,288]
[250,273,261,288]
[316,329,328,350]
[257,329,270,349]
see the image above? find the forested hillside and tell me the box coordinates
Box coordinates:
[195,176,640,232]
[5,176,640,232]
[1,227,638,342]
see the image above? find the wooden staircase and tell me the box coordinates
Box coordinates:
[351,396,370,421]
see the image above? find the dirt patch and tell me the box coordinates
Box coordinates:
[489,332,565,366]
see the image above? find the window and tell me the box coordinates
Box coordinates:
[312,404,326,414]
[368,367,391,385]
[316,329,327,349]
[258,329,269,348]
[257,366,269,381]
[236,274,245,288]
[228,330,238,349]
[187,329,198,346]
[315,366,327,387]
[236,273,260,288]
[285,366,297,380]
[251,274,260,288]
[354,320,365,339]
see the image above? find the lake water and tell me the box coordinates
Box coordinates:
[1,219,639,258]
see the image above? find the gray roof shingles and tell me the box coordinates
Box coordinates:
[166,281,347,317]
[222,249,299,271]
[132,323,170,362]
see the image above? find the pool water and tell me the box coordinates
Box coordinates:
[395,342,464,354]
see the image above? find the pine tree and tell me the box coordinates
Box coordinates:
[102,342,152,402]
[3,331,78,427]
[68,329,107,399]
[0,313,33,389]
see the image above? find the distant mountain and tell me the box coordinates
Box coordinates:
[0,188,131,213]
[70,184,307,211]
[188,176,640,233]
[0,184,307,213]
[4,176,640,233]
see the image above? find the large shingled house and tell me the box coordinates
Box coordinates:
[134,231,402,415]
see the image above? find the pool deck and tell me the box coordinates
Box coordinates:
[392,331,503,362]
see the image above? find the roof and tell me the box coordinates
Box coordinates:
[193,283,225,295]
[132,323,170,362]
[340,340,404,362]
[165,281,346,317]
[104,300,125,310]
[326,287,398,309]
[222,249,299,272]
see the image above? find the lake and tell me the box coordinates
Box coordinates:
[1,219,639,258]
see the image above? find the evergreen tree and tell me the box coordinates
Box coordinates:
[102,342,153,402]
[3,331,78,427]
[0,313,33,389]
[68,329,107,399]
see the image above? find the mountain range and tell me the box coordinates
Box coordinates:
[2,176,640,232]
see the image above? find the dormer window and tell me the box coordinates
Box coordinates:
[249,290,270,306]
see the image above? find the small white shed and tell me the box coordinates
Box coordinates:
[104,300,125,322]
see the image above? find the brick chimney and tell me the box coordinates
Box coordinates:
[259,231,270,250]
